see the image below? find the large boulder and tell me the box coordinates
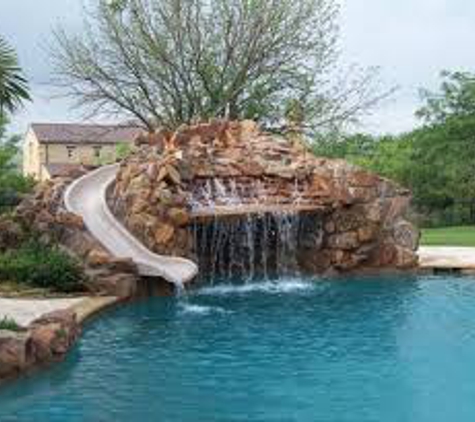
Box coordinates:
[29,310,80,362]
[0,330,31,379]
[0,310,81,384]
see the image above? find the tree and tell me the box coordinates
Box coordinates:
[413,70,475,222]
[0,35,33,210]
[317,70,475,227]
[0,123,34,210]
[416,70,475,125]
[52,0,387,133]
[0,36,30,116]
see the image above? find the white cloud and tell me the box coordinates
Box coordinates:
[3,0,475,135]
[340,0,475,133]
[8,84,82,135]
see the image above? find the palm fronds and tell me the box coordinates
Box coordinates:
[0,36,30,114]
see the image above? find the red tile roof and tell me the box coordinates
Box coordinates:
[31,123,142,145]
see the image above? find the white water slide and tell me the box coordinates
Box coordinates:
[64,164,198,287]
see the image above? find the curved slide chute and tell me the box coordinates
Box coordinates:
[64,164,198,287]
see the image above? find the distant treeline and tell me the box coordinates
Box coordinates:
[313,71,475,228]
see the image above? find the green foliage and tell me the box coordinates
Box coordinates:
[409,71,475,225]
[314,128,475,226]
[93,142,133,166]
[52,0,385,133]
[107,0,129,13]
[0,242,86,293]
[0,316,22,332]
[416,71,475,125]
[0,37,33,212]
[0,36,30,115]
[313,70,475,227]
[0,118,35,212]
[0,316,21,331]
[116,142,133,160]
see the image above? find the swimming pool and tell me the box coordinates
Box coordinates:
[1,275,475,421]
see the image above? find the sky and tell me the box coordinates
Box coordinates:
[1,0,475,135]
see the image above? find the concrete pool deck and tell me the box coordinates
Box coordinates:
[418,246,475,272]
[0,296,120,327]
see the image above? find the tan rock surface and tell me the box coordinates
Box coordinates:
[109,120,419,274]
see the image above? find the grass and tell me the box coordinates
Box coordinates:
[0,316,22,332]
[421,226,475,247]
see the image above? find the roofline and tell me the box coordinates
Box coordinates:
[30,122,142,128]
[28,122,143,145]
[37,139,127,145]
[29,122,143,133]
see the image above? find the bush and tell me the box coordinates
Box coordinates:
[0,316,22,332]
[116,142,133,161]
[0,242,85,293]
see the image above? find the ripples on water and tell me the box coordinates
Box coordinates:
[2,275,475,422]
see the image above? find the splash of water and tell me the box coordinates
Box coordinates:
[178,303,231,315]
[197,277,315,296]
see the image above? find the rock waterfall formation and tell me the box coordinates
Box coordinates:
[109,120,419,281]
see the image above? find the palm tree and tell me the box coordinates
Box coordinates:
[0,36,30,115]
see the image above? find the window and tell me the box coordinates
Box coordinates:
[66,146,76,159]
[93,146,102,158]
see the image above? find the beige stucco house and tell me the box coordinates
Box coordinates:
[23,123,142,181]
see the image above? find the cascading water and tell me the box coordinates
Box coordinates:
[189,177,323,284]
[191,212,304,283]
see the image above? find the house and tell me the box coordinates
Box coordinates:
[23,123,142,181]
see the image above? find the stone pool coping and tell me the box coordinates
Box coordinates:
[0,297,86,327]
[418,247,475,273]
[0,295,121,327]
[72,296,121,324]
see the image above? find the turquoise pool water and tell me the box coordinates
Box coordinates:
[1,275,475,421]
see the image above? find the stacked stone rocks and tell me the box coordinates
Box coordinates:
[10,170,140,298]
[0,310,79,384]
[110,120,420,275]
[110,147,192,257]
[0,173,140,384]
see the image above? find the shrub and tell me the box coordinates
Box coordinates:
[116,142,133,161]
[0,242,86,293]
[0,316,22,332]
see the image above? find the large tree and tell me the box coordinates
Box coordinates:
[52,0,386,133]
[0,36,30,116]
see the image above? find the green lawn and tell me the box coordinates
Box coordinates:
[421,226,475,247]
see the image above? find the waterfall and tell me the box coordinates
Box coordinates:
[275,212,300,277]
[191,213,303,283]
[189,177,320,283]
